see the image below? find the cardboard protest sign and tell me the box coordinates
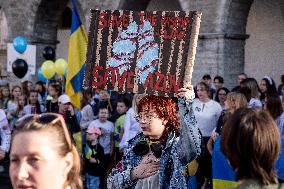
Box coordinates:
[84,10,201,96]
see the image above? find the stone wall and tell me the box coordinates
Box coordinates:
[245,0,284,86]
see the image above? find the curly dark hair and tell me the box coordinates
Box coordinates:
[137,95,180,144]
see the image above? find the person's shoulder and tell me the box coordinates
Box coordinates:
[209,99,222,108]
[0,109,5,116]
[106,120,114,126]
[117,114,126,121]
[128,132,145,146]
[279,112,284,120]
[0,109,6,122]
[81,104,91,111]
[193,98,200,104]
[22,105,30,112]
[278,183,284,189]
[234,180,284,189]
[126,107,134,114]
[7,100,14,105]
[250,98,262,105]
[234,180,260,189]
[23,104,30,108]
[88,119,99,127]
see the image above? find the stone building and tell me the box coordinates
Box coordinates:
[0,0,283,89]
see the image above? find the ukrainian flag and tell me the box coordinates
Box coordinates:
[212,137,284,189]
[66,0,87,109]
[212,137,239,189]
[84,144,92,159]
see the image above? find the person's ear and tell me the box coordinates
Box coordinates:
[62,152,73,179]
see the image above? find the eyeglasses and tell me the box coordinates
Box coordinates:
[135,110,157,122]
[15,113,72,149]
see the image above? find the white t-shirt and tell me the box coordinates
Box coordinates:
[193,99,222,137]
[248,98,262,108]
[7,100,17,115]
[0,109,11,152]
[80,104,95,130]
[22,104,45,115]
[88,119,114,154]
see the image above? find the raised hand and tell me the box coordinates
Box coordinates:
[130,153,160,180]
[177,85,194,100]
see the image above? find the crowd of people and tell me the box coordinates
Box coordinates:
[0,73,283,189]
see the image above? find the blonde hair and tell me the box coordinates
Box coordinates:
[12,115,83,189]
[132,94,147,114]
[226,92,247,113]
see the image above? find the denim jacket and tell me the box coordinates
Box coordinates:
[107,94,202,189]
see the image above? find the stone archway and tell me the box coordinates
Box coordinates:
[245,0,284,86]
[0,0,41,82]
[0,0,89,82]
[110,0,255,87]
[0,7,8,78]
[119,0,151,10]
[179,0,253,88]
[220,0,253,88]
[32,0,69,70]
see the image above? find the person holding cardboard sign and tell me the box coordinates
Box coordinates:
[107,86,201,189]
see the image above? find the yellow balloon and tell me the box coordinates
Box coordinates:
[41,60,55,79]
[55,58,67,75]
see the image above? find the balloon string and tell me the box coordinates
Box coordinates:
[62,75,65,94]
[45,79,49,98]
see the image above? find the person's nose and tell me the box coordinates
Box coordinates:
[17,162,29,180]
[140,117,146,123]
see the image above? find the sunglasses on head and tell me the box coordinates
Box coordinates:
[15,113,72,149]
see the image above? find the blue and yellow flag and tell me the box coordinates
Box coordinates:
[66,0,87,109]
[212,137,284,189]
[84,144,92,159]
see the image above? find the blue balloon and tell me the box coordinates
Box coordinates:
[64,70,67,78]
[13,36,28,54]
[37,67,47,83]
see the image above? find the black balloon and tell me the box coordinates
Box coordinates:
[12,59,28,79]
[42,46,55,60]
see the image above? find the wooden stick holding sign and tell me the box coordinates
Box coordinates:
[184,12,202,88]
[84,10,202,97]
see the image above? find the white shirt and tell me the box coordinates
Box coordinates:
[7,100,17,115]
[88,119,114,154]
[0,109,11,152]
[193,99,222,137]
[248,98,262,108]
[80,104,95,130]
[119,108,141,150]
[22,104,45,115]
